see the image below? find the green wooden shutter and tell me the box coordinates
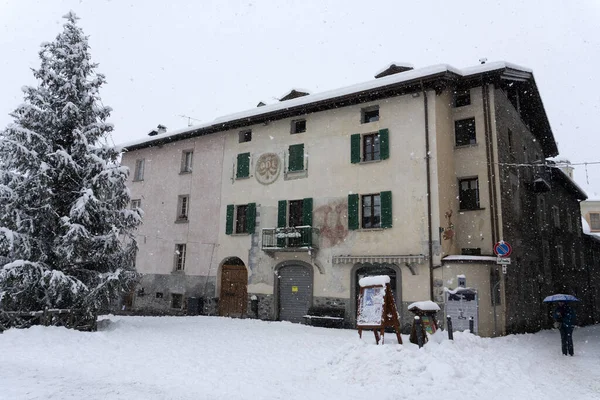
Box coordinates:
[302,198,313,226]
[351,134,361,163]
[379,129,389,160]
[348,194,359,230]
[246,203,256,234]
[226,204,234,235]
[288,144,304,172]
[277,200,287,247]
[236,152,250,178]
[381,191,392,228]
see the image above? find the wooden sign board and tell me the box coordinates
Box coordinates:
[357,282,402,345]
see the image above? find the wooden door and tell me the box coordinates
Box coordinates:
[219,265,248,317]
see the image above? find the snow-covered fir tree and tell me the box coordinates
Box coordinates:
[0,12,141,313]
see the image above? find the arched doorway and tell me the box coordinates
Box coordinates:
[277,262,313,323]
[219,257,248,318]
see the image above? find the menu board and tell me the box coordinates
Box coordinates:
[357,286,385,326]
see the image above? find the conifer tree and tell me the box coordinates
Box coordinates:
[0,12,141,313]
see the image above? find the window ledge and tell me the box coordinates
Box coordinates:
[235,176,251,180]
[175,219,189,224]
[132,179,144,182]
[454,144,478,149]
[359,159,383,165]
[231,232,250,236]
[356,227,385,232]
[179,171,192,175]
[284,169,308,180]
[458,208,486,212]
[171,270,185,275]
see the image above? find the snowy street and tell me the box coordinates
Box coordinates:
[1,316,598,400]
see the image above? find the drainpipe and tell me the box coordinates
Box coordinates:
[422,84,435,301]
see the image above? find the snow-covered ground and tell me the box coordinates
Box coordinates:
[1,316,598,400]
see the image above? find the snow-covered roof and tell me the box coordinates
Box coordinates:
[408,300,440,312]
[359,275,390,287]
[582,217,600,240]
[553,166,587,200]
[120,61,535,151]
[443,255,498,262]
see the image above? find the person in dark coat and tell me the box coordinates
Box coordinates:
[553,301,576,356]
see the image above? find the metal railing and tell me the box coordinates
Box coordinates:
[261,226,319,251]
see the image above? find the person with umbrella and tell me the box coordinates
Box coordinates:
[545,294,578,356]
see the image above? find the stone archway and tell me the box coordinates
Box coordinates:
[219,257,248,318]
[350,262,403,326]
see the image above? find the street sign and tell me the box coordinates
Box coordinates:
[494,241,512,258]
[496,257,511,265]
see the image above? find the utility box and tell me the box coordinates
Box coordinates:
[187,297,204,315]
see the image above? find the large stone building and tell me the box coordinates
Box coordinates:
[121,61,598,336]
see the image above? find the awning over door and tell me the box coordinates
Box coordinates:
[332,255,426,275]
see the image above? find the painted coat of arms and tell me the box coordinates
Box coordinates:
[255,153,281,185]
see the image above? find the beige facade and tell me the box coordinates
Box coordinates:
[121,62,568,336]
[581,200,600,233]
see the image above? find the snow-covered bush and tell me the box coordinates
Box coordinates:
[0,12,141,314]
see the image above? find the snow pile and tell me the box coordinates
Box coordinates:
[1,316,599,400]
[358,275,390,287]
[408,300,441,311]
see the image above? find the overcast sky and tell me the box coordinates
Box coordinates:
[1,0,599,197]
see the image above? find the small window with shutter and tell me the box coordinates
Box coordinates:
[287,144,305,172]
[351,129,389,163]
[226,203,256,235]
[348,191,392,229]
[236,153,251,179]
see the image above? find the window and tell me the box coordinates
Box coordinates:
[239,130,252,143]
[348,191,392,230]
[462,248,481,255]
[177,195,189,221]
[235,204,248,234]
[363,133,380,162]
[507,129,514,158]
[171,293,183,309]
[350,129,389,163]
[291,119,306,134]
[287,144,305,172]
[455,117,476,146]
[590,213,600,231]
[537,196,546,226]
[181,150,193,173]
[556,245,564,268]
[174,244,186,271]
[276,198,313,247]
[131,199,141,210]
[226,203,256,235]
[361,106,379,123]
[362,194,381,229]
[454,90,471,107]
[133,159,145,181]
[459,178,480,210]
[236,152,250,179]
[551,206,560,228]
[155,292,163,299]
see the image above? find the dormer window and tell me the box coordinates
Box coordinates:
[239,130,252,143]
[361,106,379,123]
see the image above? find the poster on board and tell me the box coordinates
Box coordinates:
[356,275,402,345]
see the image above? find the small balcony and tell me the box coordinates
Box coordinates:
[261,226,320,253]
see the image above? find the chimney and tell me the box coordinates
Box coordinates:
[148,124,167,137]
[374,63,414,79]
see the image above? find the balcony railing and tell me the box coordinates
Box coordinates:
[261,226,320,252]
